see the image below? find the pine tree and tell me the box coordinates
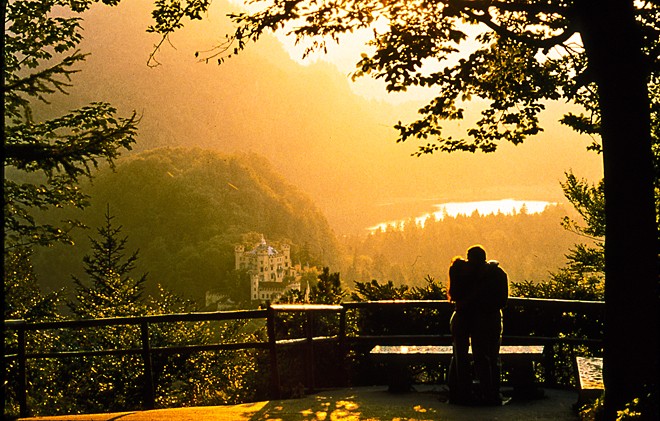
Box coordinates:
[68,206,147,319]
[57,207,148,413]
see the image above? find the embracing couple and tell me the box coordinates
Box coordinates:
[447,245,509,406]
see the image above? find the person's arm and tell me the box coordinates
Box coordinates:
[495,268,509,309]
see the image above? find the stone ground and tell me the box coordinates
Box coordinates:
[19,385,580,421]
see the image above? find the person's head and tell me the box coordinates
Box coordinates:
[448,256,467,301]
[466,245,487,264]
[449,256,467,274]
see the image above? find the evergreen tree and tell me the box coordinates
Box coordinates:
[68,206,147,319]
[56,208,147,413]
[310,267,347,305]
[4,247,62,321]
[560,172,606,274]
[3,3,139,409]
[3,248,65,417]
[512,172,607,301]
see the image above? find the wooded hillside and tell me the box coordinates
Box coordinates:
[30,148,341,304]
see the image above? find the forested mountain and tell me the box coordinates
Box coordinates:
[30,148,341,304]
[341,205,586,287]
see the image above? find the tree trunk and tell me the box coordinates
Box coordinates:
[577,1,658,418]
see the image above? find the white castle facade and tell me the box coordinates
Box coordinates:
[235,237,299,302]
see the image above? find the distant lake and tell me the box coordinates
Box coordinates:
[368,199,556,232]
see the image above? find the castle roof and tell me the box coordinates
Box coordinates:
[246,237,279,256]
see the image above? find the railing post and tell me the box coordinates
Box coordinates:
[543,343,557,387]
[267,306,280,399]
[305,310,315,393]
[339,307,348,386]
[16,321,29,418]
[140,322,155,409]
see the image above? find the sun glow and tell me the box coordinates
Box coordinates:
[224,0,478,104]
[368,199,555,232]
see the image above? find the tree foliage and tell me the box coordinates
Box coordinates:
[3,248,69,417]
[149,1,656,154]
[7,211,265,416]
[145,286,268,409]
[559,172,605,276]
[4,247,63,321]
[3,2,140,413]
[348,276,449,387]
[3,0,139,249]
[58,207,148,413]
[344,205,584,286]
[68,206,148,319]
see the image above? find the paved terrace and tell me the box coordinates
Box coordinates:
[19,385,579,421]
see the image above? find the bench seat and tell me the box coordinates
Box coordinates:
[370,344,545,395]
[371,344,544,359]
[575,356,604,407]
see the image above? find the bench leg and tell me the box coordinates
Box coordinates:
[509,361,544,400]
[386,362,413,393]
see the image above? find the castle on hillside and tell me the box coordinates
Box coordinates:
[235,237,299,303]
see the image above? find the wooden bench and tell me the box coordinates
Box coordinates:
[370,344,545,396]
[575,356,604,407]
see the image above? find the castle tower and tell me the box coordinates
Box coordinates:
[282,244,291,269]
[234,245,245,270]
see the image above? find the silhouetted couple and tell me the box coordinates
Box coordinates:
[447,245,509,406]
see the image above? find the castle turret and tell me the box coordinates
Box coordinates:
[282,244,291,268]
[234,245,245,270]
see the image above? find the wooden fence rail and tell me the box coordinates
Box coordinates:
[3,298,604,418]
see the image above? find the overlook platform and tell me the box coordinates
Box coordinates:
[19,385,579,421]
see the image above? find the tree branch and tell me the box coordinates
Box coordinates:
[464,7,577,51]
[2,52,86,93]
[451,0,569,16]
